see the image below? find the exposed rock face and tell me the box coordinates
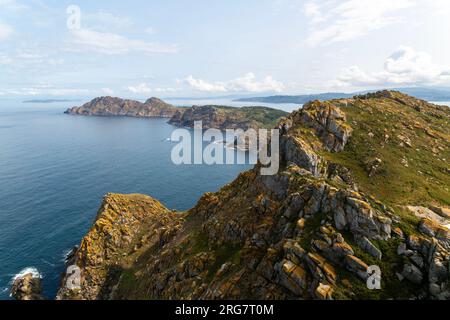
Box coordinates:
[64,97,181,118]
[291,100,353,152]
[281,135,323,176]
[168,105,288,130]
[55,91,450,300]
[11,274,44,300]
[57,193,183,300]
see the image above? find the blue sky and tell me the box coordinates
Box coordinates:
[1,0,450,98]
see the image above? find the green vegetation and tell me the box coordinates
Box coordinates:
[321,97,450,207]
[338,231,421,300]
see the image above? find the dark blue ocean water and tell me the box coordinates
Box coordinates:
[0,100,251,299]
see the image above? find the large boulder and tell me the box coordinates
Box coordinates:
[11,273,44,300]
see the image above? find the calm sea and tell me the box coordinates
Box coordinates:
[0,99,256,299]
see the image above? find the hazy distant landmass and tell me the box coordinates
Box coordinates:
[234,87,450,104]
[23,99,80,104]
[235,93,354,104]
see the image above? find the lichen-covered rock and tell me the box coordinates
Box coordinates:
[402,264,423,285]
[297,101,353,152]
[281,135,322,176]
[11,273,44,300]
[315,283,333,300]
[354,235,383,260]
[57,193,182,300]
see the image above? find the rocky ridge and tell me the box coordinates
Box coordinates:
[168,105,288,130]
[64,97,181,118]
[45,91,450,300]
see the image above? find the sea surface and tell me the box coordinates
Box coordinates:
[0,99,257,299]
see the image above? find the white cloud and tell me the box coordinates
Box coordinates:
[67,28,178,55]
[154,87,179,93]
[0,54,13,65]
[186,76,227,92]
[0,51,64,68]
[185,73,285,93]
[127,83,180,95]
[145,27,157,35]
[0,0,27,12]
[101,88,115,95]
[335,46,450,87]
[1,86,91,96]
[127,83,152,94]
[84,11,133,31]
[303,2,323,24]
[0,84,117,96]
[303,0,415,46]
[0,22,13,41]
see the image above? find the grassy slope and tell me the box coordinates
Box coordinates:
[320,96,449,208]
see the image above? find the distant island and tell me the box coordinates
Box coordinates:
[235,93,354,104]
[65,96,289,130]
[64,97,182,118]
[24,99,80,104]
[234,87,450,104]
[169,105,288,130]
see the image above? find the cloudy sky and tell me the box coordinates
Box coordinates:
[1,0,450,98]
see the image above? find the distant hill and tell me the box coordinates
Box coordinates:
[168,105,288,130]
[234,87,450,104]
[64,97,182,118]
[24,99,80,104]
[392,87,450,101]
[235,92,354,104]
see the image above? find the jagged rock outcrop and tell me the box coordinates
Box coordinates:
[64,97,181,118]
[54,91,449,300]
[57,193,183,300]
[11,274,45,300]
[298,101,353,152]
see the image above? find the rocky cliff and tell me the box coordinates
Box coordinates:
[54,91,449,300]
[64,97,181,118]
[168,105,288,130]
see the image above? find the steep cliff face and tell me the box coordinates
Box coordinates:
[57,193,183,300]
[57,91,450,300]
[64,97,181,118]
[168,105,288,130]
